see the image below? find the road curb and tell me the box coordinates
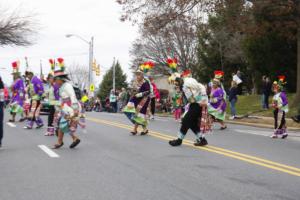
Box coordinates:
[156,114,300,132]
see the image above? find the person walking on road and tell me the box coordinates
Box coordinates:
[9,62,25,123]
[45,71,60,136]
[271,76,289,139]
[228,81,238,120]
[208,78,227,130]
[24,68,45,129]
[123,69,151,135]
[149,76,160,120]
[52,58,81,149]
[0,76,5,148]
[168,70,209,147]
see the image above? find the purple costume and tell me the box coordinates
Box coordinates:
[11,78,25,106]
[25,76,45,129]
[123,79,151,127]
[10,78,25,114]
[208,87,227,121]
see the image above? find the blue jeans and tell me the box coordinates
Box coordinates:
[230,99,237,116]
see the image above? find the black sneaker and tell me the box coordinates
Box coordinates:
[291,116,300,123]
[36,124,44,129]
[194,137,208,146]
[70,139,81,149]
[169,138,182,146]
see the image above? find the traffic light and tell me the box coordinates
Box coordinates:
[92,59,97,71]
[96,64,100,76]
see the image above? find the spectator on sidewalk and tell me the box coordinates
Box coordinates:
[118,88,128,112]
[229,81,238,120]
[262,76,272,109]
[0,76,4,148]
[109,90,117,113]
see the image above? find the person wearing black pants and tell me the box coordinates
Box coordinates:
[0,76,4,147]
[168,76,209,147]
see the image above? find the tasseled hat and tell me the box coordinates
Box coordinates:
[53,58,69,79]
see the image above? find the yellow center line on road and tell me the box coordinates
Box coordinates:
[87,117,300,177]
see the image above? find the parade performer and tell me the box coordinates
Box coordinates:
[271,76,289,139]
[24,65,45,129]
[0,76,5,148]
[172,85,183,121]
[123,62,153,135]
[149,76,160,120]
[208,71,227,130]
[45,59,60,136]
[52,58,81,149]
[9,61,25,122]
[166,57,209,146]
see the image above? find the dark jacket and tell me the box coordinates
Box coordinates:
[262,81,272,96]
[229,87,238,102]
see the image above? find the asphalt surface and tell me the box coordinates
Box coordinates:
[0,111,300,200]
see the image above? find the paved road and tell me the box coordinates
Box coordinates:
[0,111,300,200]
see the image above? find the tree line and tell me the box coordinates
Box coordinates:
[117,0,300,106]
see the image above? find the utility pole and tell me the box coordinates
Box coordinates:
[89,36,94,88]
[113,57,116,92]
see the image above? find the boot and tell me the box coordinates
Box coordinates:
[35,117,44,129]
[169,138,182,146]
[194,137,208,146]
[24,120,34,129]
[45,127,55,136]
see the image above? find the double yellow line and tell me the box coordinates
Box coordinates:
[87,117,300,177]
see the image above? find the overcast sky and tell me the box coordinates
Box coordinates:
[0,0,138,86]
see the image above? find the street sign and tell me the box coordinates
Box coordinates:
[90,84,95,92]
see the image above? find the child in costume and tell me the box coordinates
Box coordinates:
[172,86,183,121]
[123,62,154,135]
[271,76,289,139]
[9,61,25,122]
[52,58,81,149]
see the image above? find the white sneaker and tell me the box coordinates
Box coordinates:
[229,116,235,120]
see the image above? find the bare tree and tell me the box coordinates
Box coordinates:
[67,63,89,88]
[0,6,38,46]
[130,18,198,74]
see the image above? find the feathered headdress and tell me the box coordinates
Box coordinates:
[53,58,68,78]
[214,70,224,79]
[181,70,191,78]
[166,58,178,73]
[140,61,155,73]
[273,75,287,90]
[11,61,20,74]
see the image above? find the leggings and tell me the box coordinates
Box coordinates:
[48,105,55,126]
[274,109,286,129]
[29,100,41,120]
[150,97,155,115]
